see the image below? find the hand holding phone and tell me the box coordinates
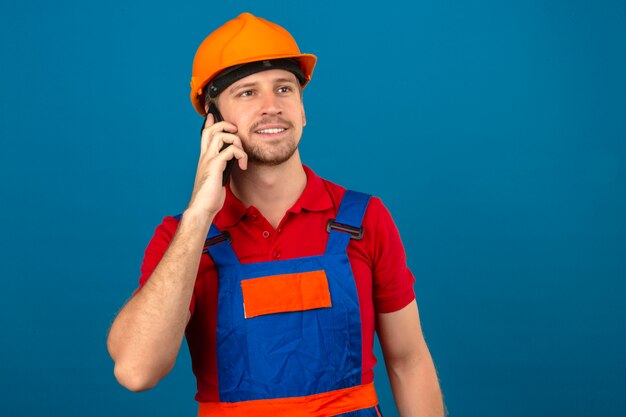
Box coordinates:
[202,104,236,186]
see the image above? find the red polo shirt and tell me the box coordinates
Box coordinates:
[137,166,415,402]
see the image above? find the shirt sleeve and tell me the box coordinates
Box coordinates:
[369,197,416,313]
[138,216,179,286]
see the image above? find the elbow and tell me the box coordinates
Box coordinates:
[107,335,177,392]
[114,363,158,392]
[113,359,174,392]
[385,347,434,379]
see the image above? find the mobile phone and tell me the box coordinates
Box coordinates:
[202,104,235,186]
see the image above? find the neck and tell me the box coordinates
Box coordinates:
[229,152,307,229]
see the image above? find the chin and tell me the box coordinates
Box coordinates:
[246,142,299,166]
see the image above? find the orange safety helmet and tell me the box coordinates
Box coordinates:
[190,12,317,116]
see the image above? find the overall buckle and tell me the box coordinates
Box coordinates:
[202,231,232,253]
[326,219,363,240]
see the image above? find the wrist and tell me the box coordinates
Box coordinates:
[180,208,215,233]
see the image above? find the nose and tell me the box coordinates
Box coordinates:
[260,92,282,116]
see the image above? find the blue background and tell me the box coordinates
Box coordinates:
[1,0,625,416]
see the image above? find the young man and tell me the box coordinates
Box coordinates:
[107,12,444,417]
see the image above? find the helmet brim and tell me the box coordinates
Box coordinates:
[191,53,317,117]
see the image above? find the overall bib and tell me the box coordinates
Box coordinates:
[197,190,382,417]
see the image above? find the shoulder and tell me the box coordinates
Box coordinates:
[146,215,181,248]
[138,215,182,287]
[316,174,388,224]
[318,176,346,210]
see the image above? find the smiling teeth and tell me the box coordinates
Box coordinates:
[256,128,285,134]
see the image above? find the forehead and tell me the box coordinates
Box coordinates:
[228,69,299,90]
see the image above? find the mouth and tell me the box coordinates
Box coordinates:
[255,127,287,134]
[251,118,293,137]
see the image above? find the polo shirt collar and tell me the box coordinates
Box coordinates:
[215,185,248,228]
[288,165,333,214]
[214,165,333,228]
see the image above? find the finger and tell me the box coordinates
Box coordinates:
[200,113,215,152]
[205,120,237,136]
[202,113,214,130]
[207,131,243,156]
[214,120,238,134]
[201,121,239,155]
[217,144,248,171]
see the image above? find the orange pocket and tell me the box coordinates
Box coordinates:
[241,270,332,318]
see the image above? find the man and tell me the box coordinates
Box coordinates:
[107,12,443,417]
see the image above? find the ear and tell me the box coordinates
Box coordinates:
[301,102,307,127]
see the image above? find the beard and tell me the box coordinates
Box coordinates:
[243,117,300,166]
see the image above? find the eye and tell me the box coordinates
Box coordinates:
[238,90,254,97]
[277,86,293,94]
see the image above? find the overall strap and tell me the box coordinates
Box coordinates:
[174,214,240,267]
[325,190,371,255]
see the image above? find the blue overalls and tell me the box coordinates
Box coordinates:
[196,190,382,417]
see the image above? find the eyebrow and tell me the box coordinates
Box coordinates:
[274,77,299,85]
[229,82,257,94]
[228,76,299,94]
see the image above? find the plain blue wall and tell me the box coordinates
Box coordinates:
[1,1,625,416]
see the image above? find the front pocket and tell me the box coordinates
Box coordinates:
[241,270,332,318]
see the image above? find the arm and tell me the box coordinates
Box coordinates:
[106,114,248,391]
[106,212,210,391]
[377,300,444,417]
